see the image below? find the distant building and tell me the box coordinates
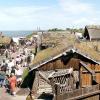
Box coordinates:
[0,35,13,48]
[75,32,83,39]
[0,34,13,55]
[84,25,100,41]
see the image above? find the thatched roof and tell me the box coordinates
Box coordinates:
[30,44,73,70]
[74,43,100,63]
[84,25,100,41]
[30,44,100,71]
[30,33,100,71]
[0,35,12,45]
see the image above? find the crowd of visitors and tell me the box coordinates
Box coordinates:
[0,45,35,96]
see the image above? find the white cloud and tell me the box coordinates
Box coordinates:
[2,6,49,17]
[59,0,94,14]
[0,6,50,30]
[0,5,79,30]
[58,0,100,28]
[0,1,99,30]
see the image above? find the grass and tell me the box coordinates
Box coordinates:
[22,68,29,80]
[0,36,11,44]
[31,31,100,69]
[75,42,100,61]
[31,34,76,66]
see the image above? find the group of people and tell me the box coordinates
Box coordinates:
[0,45,35,96]
[3,73,17,96]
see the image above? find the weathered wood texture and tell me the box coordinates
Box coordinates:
[81,64,100,86]
[54,84,100,100]
[37,75,52,94]
[32,71,52,94]
[95,64,100,84]
[32,71,39,94]
[81,72,92,86]
[38,58,80,71]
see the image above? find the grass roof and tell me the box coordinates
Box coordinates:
[31,34,76,67]
[30,32,100,70]
[75,42,100,62]
[0,35,12,45]
[86,25,100,29]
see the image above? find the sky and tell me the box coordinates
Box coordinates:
[0,0,100,30]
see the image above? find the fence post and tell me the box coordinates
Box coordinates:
[99,84,100,100]
[79,65,82,88]
[54,83,61,100]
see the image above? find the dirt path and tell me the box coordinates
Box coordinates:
[0,87,11,100]
[0,47,32,100]
[0,88,27,100]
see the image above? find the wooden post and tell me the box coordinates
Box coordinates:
[54,83,61,100]
[32,71,39,94]
[79,65,82,88]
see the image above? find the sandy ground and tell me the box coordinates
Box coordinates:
[0,87,27,100]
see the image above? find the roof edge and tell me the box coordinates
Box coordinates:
[29,48,100,72]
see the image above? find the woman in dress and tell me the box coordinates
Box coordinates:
[9,73,17,96]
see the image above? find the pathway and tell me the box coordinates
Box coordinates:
[0,47,33,100]
[0,87,27,100]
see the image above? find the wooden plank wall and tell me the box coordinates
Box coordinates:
[55,84,100,100]
[88,64,100,84]
[81,64,100,86]
[38,56,100,86]
[38,59,65,71]
[81,64,92,86]
[32,71,39,94]
[38,58,80,71]
[81,72,92,86]
[95,64,100,84]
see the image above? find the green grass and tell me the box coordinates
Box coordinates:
[22,68,29,80]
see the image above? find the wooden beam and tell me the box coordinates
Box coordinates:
[80,61,95,75]
[80,61,96,83]
[39,71,50,85]
[79,65,82,88]
[68,90,100,100]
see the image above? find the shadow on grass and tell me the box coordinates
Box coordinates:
[21,70,35,89]
[38,92,53,100]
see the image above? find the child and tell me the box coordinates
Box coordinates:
[3,75,10,92]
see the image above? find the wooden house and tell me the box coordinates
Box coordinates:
[20,31,100,99]
[84,25,100,41]
[0,34,13,55]
[21,39,100,99]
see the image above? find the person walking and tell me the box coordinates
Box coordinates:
[3,75,10,93]
[4,49,9,58]
[15,67,23,87]
[9,73,17,96]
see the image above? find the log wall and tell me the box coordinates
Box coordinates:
[38,58,80,71]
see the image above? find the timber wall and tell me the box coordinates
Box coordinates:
[54,84,100,100]
[81,64,100,86]
[38,58,80,71]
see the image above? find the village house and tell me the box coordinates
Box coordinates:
[84,25,100,41]
[21,33,100,100]
[0,33,13,55]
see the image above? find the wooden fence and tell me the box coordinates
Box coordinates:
[54,84,100,100]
